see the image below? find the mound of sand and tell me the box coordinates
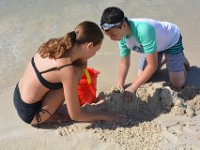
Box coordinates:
[56,81,200,149]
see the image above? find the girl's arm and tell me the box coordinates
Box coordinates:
[60,66,124,122]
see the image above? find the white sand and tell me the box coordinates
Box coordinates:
[1,81,200,150]
[57,82,200,150]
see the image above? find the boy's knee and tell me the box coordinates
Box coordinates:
[170,80,185,89]
[169,70,186,89]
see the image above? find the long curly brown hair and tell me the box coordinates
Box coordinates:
[38,21,104,66]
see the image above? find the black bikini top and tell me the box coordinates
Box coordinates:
[31,57,73,90]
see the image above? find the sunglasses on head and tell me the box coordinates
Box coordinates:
[101,17,126,31]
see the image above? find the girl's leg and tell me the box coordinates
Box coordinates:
[31,88,67,125]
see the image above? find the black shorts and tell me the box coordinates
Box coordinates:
[13,84,42,124]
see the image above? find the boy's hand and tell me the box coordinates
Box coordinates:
[125,85,136,94]
[111,85,124,93]
[121,86,136,102]
[117,85,125,93]
[121,90,134,102]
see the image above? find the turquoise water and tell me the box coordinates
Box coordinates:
[0,0,200,92]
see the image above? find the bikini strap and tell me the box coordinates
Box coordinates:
[31,57,73,74]
[40,63,73,74]
[35,109,53,128]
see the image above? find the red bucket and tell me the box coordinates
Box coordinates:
[77,68,100,106]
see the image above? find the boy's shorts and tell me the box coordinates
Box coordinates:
[138,36,185,72]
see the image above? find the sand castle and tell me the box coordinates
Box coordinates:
[57,81,200,149]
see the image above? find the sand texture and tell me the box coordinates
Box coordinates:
[53,82,200,150]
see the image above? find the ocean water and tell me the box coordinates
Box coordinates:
[0,0,200,92]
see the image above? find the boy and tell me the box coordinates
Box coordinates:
[100,7,190,95]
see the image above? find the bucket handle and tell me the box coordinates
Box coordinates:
[83,69,91,84]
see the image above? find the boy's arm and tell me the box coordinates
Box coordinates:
[117,54,131,89]
[126,21,157,93]
[117,37,131,90]
[126,51,158,93]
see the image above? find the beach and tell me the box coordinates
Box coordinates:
[1,0,200,149]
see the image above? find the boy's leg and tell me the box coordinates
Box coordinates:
[137,54,147,77]
[137,52,164,77]
[168,71,185,88]
[184,55,190,71]
[31,88,66,125]
[165,52,186,88]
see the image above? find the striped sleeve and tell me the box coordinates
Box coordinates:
[137,22,157,54]
[118,37,131,57]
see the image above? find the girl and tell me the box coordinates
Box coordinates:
[13,21,124,126]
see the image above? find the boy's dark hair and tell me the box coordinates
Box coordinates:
[100,7,126,25]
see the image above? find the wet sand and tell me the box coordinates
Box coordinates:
[1,0,200,149]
